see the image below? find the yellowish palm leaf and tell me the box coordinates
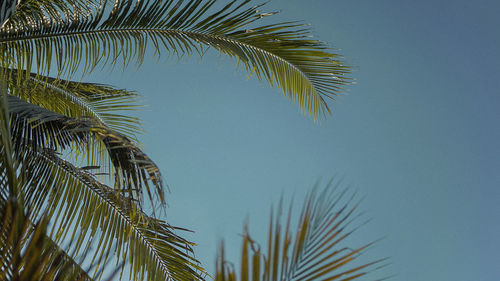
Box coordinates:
[1,0,351,119]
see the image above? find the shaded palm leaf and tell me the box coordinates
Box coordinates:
[1,0,351,119]
[7,94,163,204]
[0,0,20,27]
[0,75,18,197]
[0,199,95,281]
[18,148,204,281]
[216,183,388,281]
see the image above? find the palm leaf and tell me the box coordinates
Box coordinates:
[1,0,351,119]
[0,198,96,281]
[216,182,388,281]
[0,73,18,197]
[7,94,163,205]
[1,73,201,281]
[18,148,205,281]
[4,68,144,179]
[5,69,143,138]
[0,0,19,27]
[1,78,96,281]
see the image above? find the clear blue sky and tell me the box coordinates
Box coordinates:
[86,0,500,280]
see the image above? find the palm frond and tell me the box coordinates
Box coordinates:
[2,79,95,280]
[0,198,95,281]
[5,69,143,138]
[18,148,204,281]
[7,94,163,204]
[216,182,387,281]
[1,0,351,119]
[4,70,146,196]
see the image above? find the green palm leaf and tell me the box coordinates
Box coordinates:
[0,199,96,281]
[5,69,143,138]
[216,183,388,281]
[4,69,145,182]
[1,79,96,281]
[19,148,204,281]
[3,79,199,280]
[7,94,163,205]
[1,0,350,119]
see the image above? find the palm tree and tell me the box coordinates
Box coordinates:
[0,1,381,281]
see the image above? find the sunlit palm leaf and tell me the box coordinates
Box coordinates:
[18,148,204,281]
[1,0,351,119]
[7,94,163,204]
[216,183,387,281]
[5,69,143,138]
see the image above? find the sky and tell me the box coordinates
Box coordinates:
[83,0,500,280]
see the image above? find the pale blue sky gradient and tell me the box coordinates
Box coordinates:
[85,0,500,280]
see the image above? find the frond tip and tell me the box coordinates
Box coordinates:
[1,0,351,119]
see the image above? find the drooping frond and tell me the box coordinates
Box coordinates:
[7,95,163,204]
[5,68,143,138]
[18,148,204,281]
[1,0,351,119]
[216,182,388,281]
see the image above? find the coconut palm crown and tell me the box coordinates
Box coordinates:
[0,1,381,281]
